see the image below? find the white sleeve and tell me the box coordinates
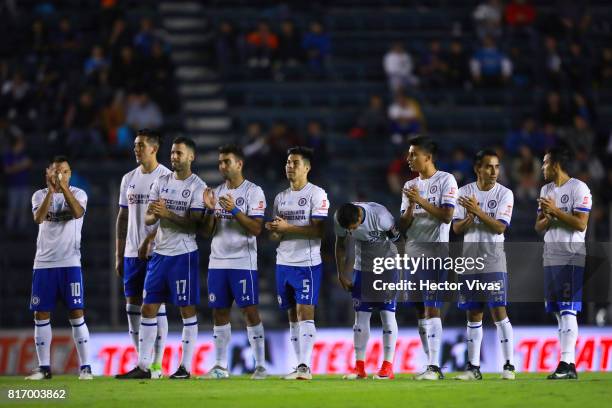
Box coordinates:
[573,183,592,213]
[75,189,88,211]
[272,194,280,219]
[379,208,401,242]
[537,185,546,213]
[189,181,206,211]
[118,175,128,208]
[32,190,45,213]
[496,189,514,226]
[333,212,347,237]
[453,187,466,220]
[400,181,409,214]
[247,186,266,218]
[441,175,458,208]
[311,188,329,219]
[149,178,160,203]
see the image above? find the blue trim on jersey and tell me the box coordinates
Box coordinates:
[250,215,265,218]
[119,204,128,208]
[190,208,206,212]
[574,207,590,212]
[498,219,509,226]
[441,203,455,208]
[561,310,577,316]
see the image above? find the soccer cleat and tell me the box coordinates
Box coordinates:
[150,363,163,379]
[501,361,516,380]
[296,364,312,380]
[25,366,52,380]
[414,365,444,381]
[547,362,576,380]
[569,363,578,379]
[202,365,230,379]
[251,366,268,380]
[115,366,151,379]
[343,361,367,380]
[169,365,191,379]
[454,363,482,380]
[79,365,94,380]
[283,368,299,380]
[373,361,394,380]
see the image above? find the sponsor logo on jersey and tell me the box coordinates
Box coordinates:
[258,201,264,208]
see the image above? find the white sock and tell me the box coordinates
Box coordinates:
[154,304,168,366]
[495,317,514,365]
[213,323,231,369]
[554,312,562,344]
[289,321,300,363]
[34,319,52,367]
[126,304,141,351]
[353,311,371,361]
[298,320,316,367]
[69,317,90,368]
[181,316,198,372]
[417,318,430,358]
[467,321,483,366]
[426,317,442,367]
[137,317,157,370]
[560,312,578,364]
[380,311,398,364]
[247,323,266,368]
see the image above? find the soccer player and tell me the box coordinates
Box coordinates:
[535,145,591,380]
[115,129,171,379]
[399,136,458,380]
[335,202,402,380]
[116,137,207,379]
[26,156,92,380]
[200,144,267,380]
[265,147,329,380]
[452,149,516,380]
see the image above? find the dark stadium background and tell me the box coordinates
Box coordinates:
[1,0,611,333]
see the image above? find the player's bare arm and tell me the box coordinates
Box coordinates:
[538,197,589,232]
[199,187,218,238]
[452,212,475,234]
[399,188,416,233]
[459,195,506,234]
[335,234,353,291]
[219,193,263,236]
[56,171,84,219]
[405,185,454,223]
[33,168,57,224]
[138,228,157,260]
[146,199,203,228]
[115,206,128,277]
[266,216,325,238]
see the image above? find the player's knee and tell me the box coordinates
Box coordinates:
[68,309,84,319]
[491,307,507,322]
[180,305,196,319]
[467,310,484,322]
[425,307,440,318]
[287,307,298,323]
[297,305,314,321]
[141,303,158,318]
[126,296,142,306]
[241,306,261,326]
[34,311,50,320]
[213,308,231,325]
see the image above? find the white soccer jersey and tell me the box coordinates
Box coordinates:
[539,178,592,266]
[119,164,171,258]
[334,202,399,271]
[209,180,266,270]
[272,182,329,267]
[401,170,458,252]
[454,182,514,272]
[148,172,207,256]
[31,187,87,269]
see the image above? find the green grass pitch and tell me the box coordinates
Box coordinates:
[1,373,611,408]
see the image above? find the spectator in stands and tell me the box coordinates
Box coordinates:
[350,94,388,143]
[267,121,301,178]
[107,17,133,60]
[419,40,448,88]
[27,19,50,63]
[133,17,159,56]
[563,42,592,92]
[51,16,82,69]
[242,121,270,164]
[109,46,143,91]
[275,20,303,80]
[383,42,418,93]
[84,45,109,77]
[101,92,126,151]
[65,90,106,157]
[558,1,592,40]
[596,47,612,88]
[1,71,34,124]
[447,147,474,185]
[446,40,470,87]
[509,45,532,86]
[560,115,595,155]
[216,21,242,74]
[504,0,536,28]
[538,91,568,127]
[302,21,331,77]
[246,21,278,69]
[470,36,513,87]
[126,92,163,131]
[3,134,32,233]
[305,120,328,162]
[387,148,416,194]
[570,92,595,125]
[539,36,563,89]
[147,41,176,113]
[540,122,559,153]
[472,0,503,40]
[511,144,540,201]
[388,93,424,145]
[505,116,545,155]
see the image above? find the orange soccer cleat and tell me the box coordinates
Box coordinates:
[343,360,367,380]
[373,360,394,380]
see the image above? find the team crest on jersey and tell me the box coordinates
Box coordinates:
[487,200,497,209]
[561,194,569,204]
[298,198,307,206]
[277,295,283,305]
[31,296,40,306]
[429,185,438,194]
[353,298,361,308]
[209,293,216,302]
[236,197,245,206]
[182,189,191,198]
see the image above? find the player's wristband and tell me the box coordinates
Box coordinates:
[230,207,241,216]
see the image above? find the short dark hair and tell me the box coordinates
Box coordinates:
[219,143,244,161]
[287,146,314,163]
[51,155,69,165]
[474,149,499,167]
[336,203,361,229]
[408,135,437,157]
[136,128,162,147]
[546,144,572,172]
[172,136,196,153]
